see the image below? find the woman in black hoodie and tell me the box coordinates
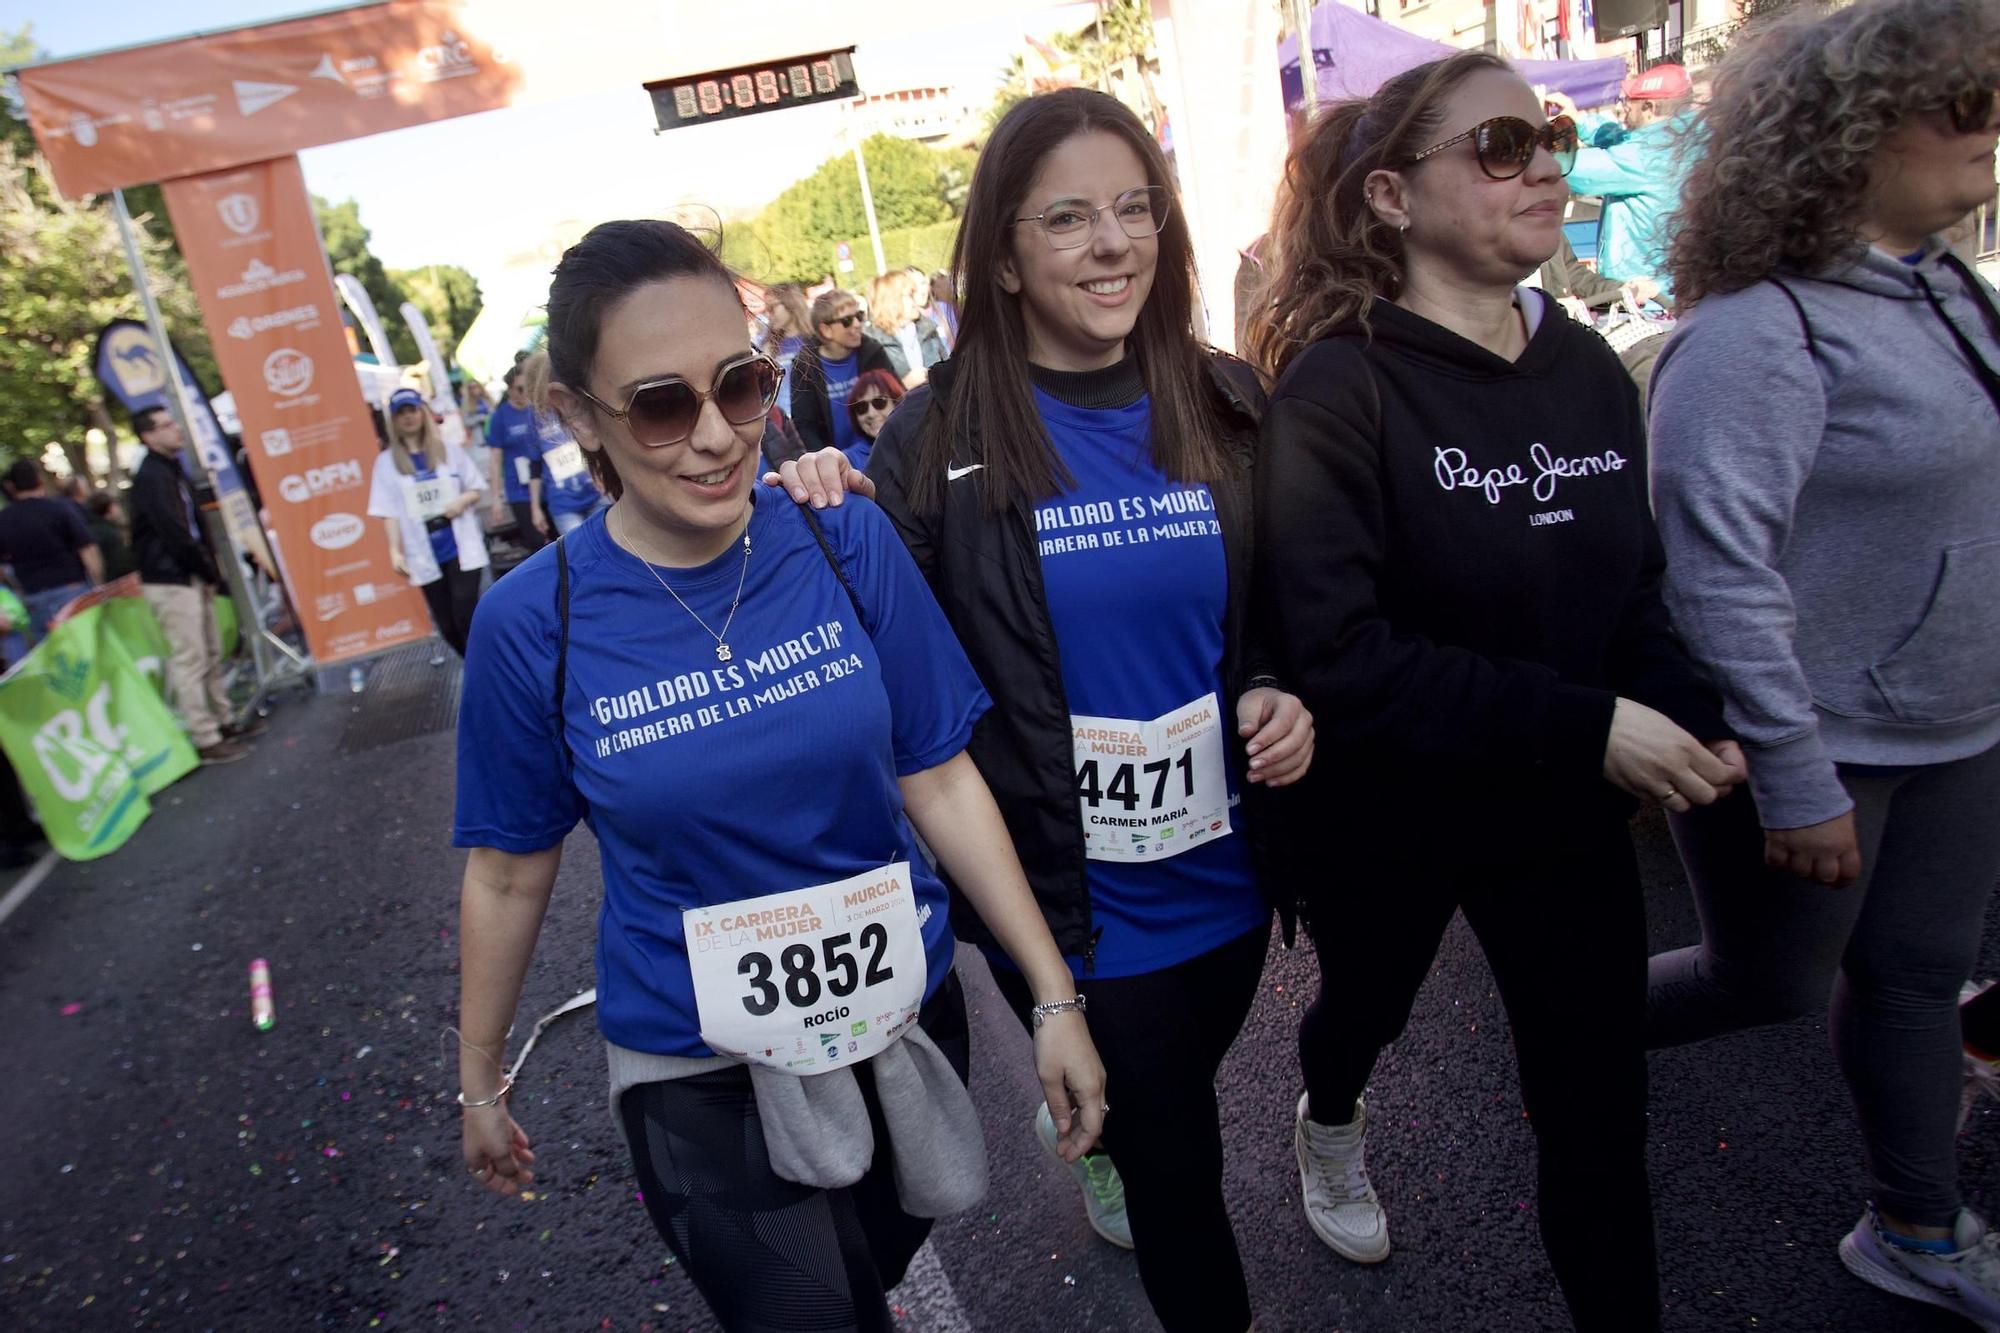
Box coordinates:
[1245,53,1740,1332]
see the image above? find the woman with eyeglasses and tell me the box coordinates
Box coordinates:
[1246,53,1737,1331]
[843,369,905,472]
[452,219,1106,1333]
[368,386,489,657]
[1639,0,2000,1318]
[773,88,1315,1333]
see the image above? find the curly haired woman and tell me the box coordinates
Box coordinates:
[1643,0,2000,1321]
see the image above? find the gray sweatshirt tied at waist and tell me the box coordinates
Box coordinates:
[1649,239,2000,829]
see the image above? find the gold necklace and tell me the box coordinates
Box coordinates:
[615,507,752,663]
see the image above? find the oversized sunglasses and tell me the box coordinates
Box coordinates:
[824,312,863,329]
[573,353,779,447]
[854,396,894,414]
[1949,87,1998,134]
[1404,115,1579,180]
[1013,185,1172,250]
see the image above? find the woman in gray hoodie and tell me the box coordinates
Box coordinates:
[1644,0,2000,1322]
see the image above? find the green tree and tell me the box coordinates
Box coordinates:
[0,142,219,472]
[1,25,218,474]
[313,195,419,364]
[389,263,483,363]
[724,134,963,285]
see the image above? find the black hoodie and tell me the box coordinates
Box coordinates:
[1255,295,1722,837]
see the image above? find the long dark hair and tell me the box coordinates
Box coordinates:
[1245,51,1509,381]
[907,88,1230,516]
[545,219,741,501]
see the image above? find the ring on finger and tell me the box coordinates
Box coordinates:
[1658,787,1679,802]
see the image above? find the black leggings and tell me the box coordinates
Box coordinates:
[619,975,970,1333]
[989,923,1268,1333]
[419,557,483,657]
[1298,820,1658,1333]
[509,499,548,553]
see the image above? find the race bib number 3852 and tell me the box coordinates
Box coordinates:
[683,863,926,1074]
[1072,693,1232,863]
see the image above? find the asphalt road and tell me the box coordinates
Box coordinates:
[0,666,1993,1332]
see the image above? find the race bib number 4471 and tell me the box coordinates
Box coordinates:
[1072,693,1232,863]
[683,863,926,1074]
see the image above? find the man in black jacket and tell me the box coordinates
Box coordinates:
[788,289,895,457]
[130,407,251,765]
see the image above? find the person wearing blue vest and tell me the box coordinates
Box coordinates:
[770,89,1316,1333]
[484,366,545,552]
[452,219,1105,1333]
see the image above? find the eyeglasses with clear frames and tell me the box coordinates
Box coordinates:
[1012,186,1172,250]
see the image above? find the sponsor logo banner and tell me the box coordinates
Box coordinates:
[161,156,429,664]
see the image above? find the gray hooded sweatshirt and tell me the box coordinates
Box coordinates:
[1649,241,2000,829]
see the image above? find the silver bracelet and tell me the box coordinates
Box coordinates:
[1031,995,1087,1030]
[457,1077,514,1108]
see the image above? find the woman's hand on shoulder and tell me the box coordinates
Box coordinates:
[762,448,874,509]
[1032,1010,1106,1162]
[1237,687,1314,786]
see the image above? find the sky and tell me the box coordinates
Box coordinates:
[9,0,1096,293]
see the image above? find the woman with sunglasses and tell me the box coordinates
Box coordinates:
[453,219,1105,1333]
[843,369,905,472]
[790,289,896,460]
[368,386,489,657]
[516,350,608,537]
[1246,53,1738,1331]
[774,88,1315,1333]
[1640,0,2000,1319]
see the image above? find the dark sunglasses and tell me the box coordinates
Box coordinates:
[854,396,894,414]
[824,312,863,329]
[1405,114,1579,180]
[1949,87,1998,134]
[573,353,779,447]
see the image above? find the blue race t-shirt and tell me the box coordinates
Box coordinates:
[453,485,989,1057]
[407,451,459,567]
[535,413,603,517]
[485,401,540,504]
[846,433,876,476]
[821,354,862,458]
[1013,386,1268,979]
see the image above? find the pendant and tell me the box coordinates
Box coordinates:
[716,643,732,663]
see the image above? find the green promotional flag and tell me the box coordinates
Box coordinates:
[0,605,197,860]
[214,597,239,660]
[91,607,198,797]
[98,595,172,694]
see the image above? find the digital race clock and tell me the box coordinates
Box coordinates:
[646,49,861,131]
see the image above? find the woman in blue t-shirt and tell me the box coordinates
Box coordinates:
[452,220,1105,1333]
[772,89,1315,1333]
[515,350,608,536]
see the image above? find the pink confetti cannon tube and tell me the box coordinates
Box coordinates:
[249,958,275,1032]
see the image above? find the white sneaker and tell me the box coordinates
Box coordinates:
[1034,1101,1132,1249]
[1295,1093,1389,1263]
[1840,1207,2000,1331]
[1964,981,2000,1134]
